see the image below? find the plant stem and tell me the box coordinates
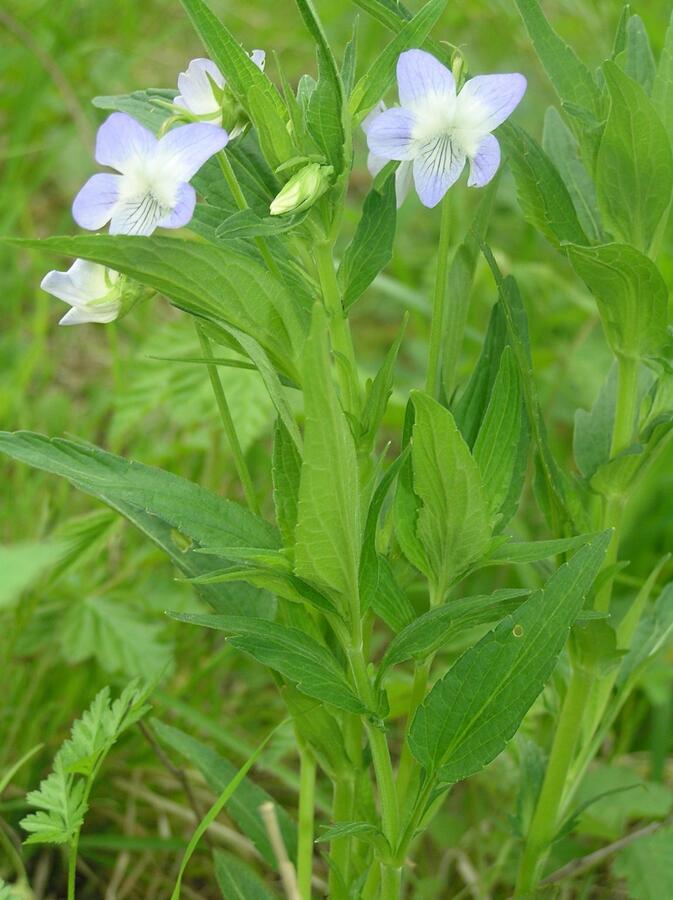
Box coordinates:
[514,665,592,896]
[395,660,430,803]
[196,323,260,514]
[297,747,316,900]
[314,239,360,416]
[68,838,78,900]
[610,355,639,457]
[217,150,282,279]
[379,862,403,899]
[328,775,355,900]
[425,192,452,398]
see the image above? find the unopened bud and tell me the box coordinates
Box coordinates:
[270,163,334,216]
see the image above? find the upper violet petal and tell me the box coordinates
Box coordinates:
[156,122,229,182]
[397,49,456,110]
[457,73,527,134]
[413,136,465,208]
[72,173,121,231]
[95,112,157,173]
[366,107,418,161]
[468,134,501,187]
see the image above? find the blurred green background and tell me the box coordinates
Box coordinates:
[2,1,673,897]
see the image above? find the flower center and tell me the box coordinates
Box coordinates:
[411,90,489,158]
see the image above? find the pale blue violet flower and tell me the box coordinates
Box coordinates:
[366,49,526,208]
[72,112,228,236]
[175,52,265,130]
[362,102,413,208]
[41,260,122,325]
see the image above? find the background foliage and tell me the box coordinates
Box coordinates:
[2,0,673,897]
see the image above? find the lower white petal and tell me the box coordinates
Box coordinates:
[413,136,466,208]
[109,192,169,236]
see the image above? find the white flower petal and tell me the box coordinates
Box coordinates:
[456,73,527,134]
[109,192,169,236]
[397,49,456,110]
[468,134,501,187]
[95,113,157,173]
[156,182,197,229]
[72,173,122,231]
[176,58,224,117]
[395,161,414,208]
[413,136,466,208]
[366,107,419,161]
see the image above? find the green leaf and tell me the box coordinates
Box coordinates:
[295,0,346,174]
[20,760,87,846]
[486,533,598,565]
[0,541,64,609]
[596,62,673,253]
[619,14,656,94]
[542,106,603,243]
[272,419,303,549]
[394,402,430,575]
[359,313,408,453]
[574,364,617,479]
[380,588,530,674]
[152,721,295,868]
[247,83,296,171]
[653,10,673,144]
[513,0,602,120]
[316,821,382,844]
[214,850,277,900]
[410,391,493,591]
[15,235,307,382]
[409,532,611,780]
[499,122,588,248]
[0,431,277,617]
[338,177,397,309]
[473,347,527,522]
[351,0,451,67]
[349,0,448,120]
[294,306,361,601]
[168,613,367,714]
[617,584,673,692]
[60,596,174,680]
[566,243,668,360]
[453,302,508,448]
[215,208,308,241]
[280,684,349,778]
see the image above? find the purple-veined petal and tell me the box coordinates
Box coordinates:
[395,160,414,208]
[397,49,455,110]
[157,182,197,229]
[366,107,418,161]
[468,134,501,187]
[413,135,465,208]
[72,173,122,230]
[176,58,225,116]
[109,192,168,236]
[95,113,157,173]
[457,73,527,133]
[156,123,229,182]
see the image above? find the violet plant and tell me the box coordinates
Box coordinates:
[3,0,673,897]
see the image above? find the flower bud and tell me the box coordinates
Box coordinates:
[270,163,334,216]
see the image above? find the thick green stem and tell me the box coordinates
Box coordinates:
[379,862,403,899]
[196,324,260,514]
[314,239,360,416]
[297,747,316,899]
[515,666,592,896]
[217,150,282,279]
[425,192,452,398]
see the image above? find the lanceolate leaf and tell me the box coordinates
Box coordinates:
[168,614,367,714]
[653,10,673,143]
[500,122,588,248]
[408,532,611,781]
[15,236,307,382]
[596,62,673,254]
[294,306,361,602]
[410,392,493,591]
[214,850,278,900]
[473,347,527,522]
[380,588,531,674]
[566,243,668,360]
[542,106,603,243]
[339,177,397,310]
[485,533,598,565]
[513,0,602,120]
[0,432,277,616]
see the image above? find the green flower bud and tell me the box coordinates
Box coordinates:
[270,163,334,217]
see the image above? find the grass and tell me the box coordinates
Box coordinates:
[2,0,673,897]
